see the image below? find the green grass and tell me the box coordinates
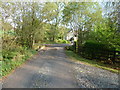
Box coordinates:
[1,49,37,78]
[41,39,70,44]
[65,50,119,73]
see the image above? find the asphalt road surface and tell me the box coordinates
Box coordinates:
[2,44,119,88]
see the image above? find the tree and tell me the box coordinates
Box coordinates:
[63,2,103,52]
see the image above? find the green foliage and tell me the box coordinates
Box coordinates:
[82,40,115,60]
[56,39,70,44]
[88,19,120,51]
[83,40,115,52]
[2,47,37,77]
[66,40,118,64]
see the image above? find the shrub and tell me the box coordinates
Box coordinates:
[81,40,116,62]
[2,44,37,77]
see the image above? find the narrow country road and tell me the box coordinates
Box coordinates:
[2,44,119,88]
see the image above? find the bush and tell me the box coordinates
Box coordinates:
[2,44,37,77]
[80,40,116,62]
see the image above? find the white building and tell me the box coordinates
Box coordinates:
[66,30,78,42]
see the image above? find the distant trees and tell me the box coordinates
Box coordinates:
[1,2,68,49]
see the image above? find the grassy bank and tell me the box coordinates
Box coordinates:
[65,50,119,73]
[1,49,37,78]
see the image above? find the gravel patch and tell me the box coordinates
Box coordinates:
[73,61,119,88]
